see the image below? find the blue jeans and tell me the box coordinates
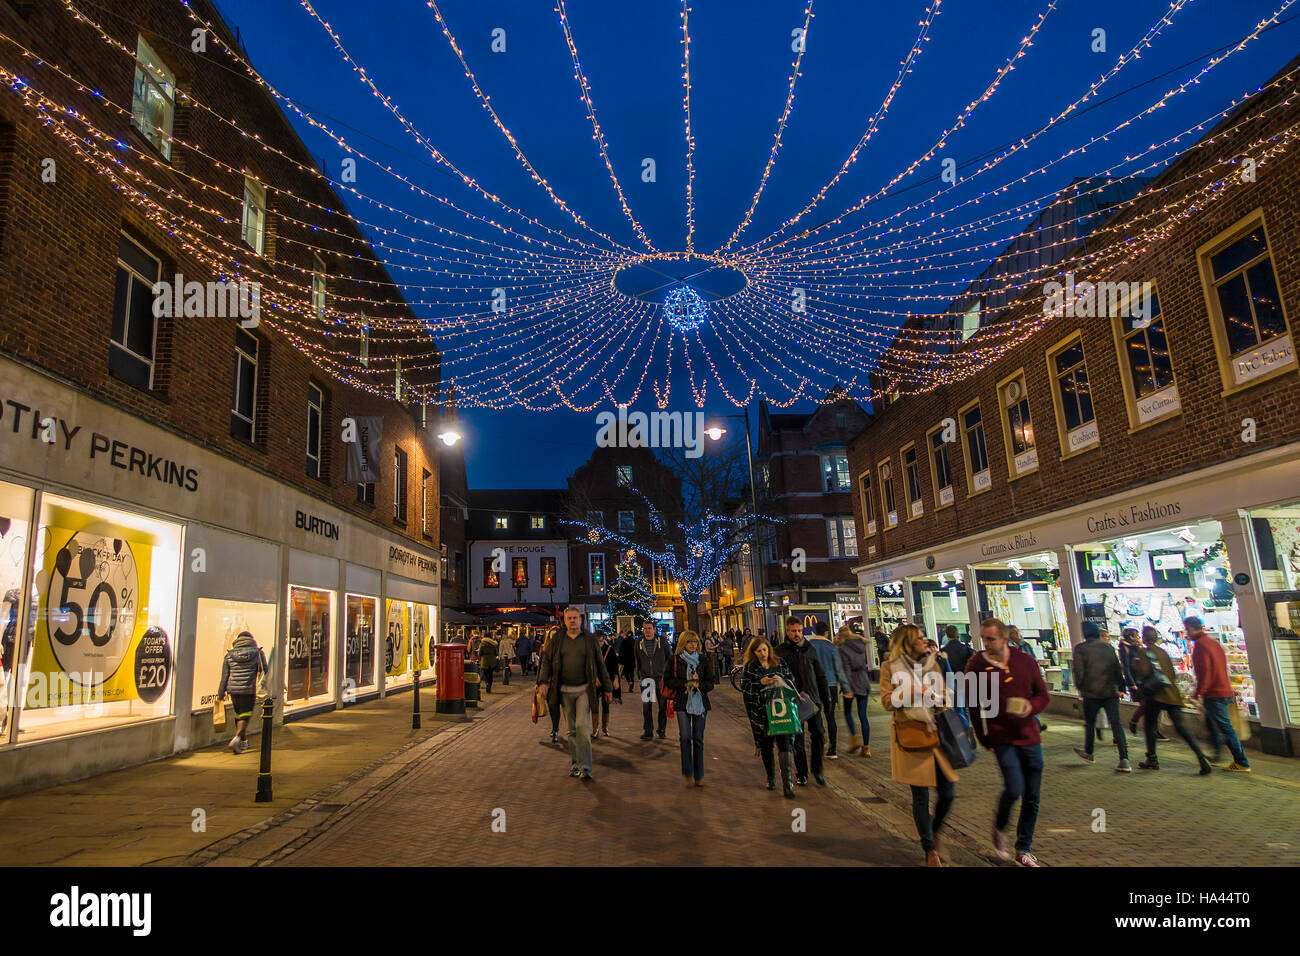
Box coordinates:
[1203,697,1249,766]
[677,710,707,779]
[561,691,593,773]
[993,743,1043,854]
[842,693,870,744]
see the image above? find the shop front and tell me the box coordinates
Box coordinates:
[853,441,1300,756]
[0,355,441,795]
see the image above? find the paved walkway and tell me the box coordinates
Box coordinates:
[251,681,918,867]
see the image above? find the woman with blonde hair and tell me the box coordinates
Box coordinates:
[881,623,959,866]
[740,636,799,797]
[662,629,716,787]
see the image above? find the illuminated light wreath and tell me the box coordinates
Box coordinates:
[664,285,709,333]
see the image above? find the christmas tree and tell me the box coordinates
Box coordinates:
[605,550,655,633]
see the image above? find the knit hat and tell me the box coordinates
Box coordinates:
[1081,621,1101,640]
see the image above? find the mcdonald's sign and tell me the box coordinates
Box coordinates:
[785,606,832,635]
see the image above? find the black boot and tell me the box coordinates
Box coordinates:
[779,752,796,799]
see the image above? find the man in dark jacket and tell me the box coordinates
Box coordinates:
[515,632,533,675]
[776,617,831,786]
[942,625,972,673]
[1071,621,1131,771]
[635,621,669,739]
[1129,626,1212,773]
[966,618,1051,867]
[218,630,268,754]
[537,606,611,781]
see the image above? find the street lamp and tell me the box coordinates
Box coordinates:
[437,428,462,447]
[706,409,768,636]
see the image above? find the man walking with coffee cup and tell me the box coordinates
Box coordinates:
[966,617,1050,868]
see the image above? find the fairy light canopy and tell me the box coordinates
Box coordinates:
[14,0,1300,411]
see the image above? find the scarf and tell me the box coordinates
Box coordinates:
[681,650,704,716]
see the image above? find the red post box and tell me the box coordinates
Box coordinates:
[434,643,466,715]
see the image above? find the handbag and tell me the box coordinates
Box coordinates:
[531,687,548,723]
[935,708,978,768]
[659,658,678,702]
[1228,703,1251,742]
[796,691,821,723]
[895,716,940,750]
[1133,650,1169,697]
[211,697,227,731]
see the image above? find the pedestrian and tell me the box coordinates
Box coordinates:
[873,629,890,667]
[775,616,831,786]
[836,625,872,757]
[880,623,958,867]
[942,624,972,673]
[663,629,716,787]
[467,628,482,659]
[1128,625,1213,773]
[479,629,500,694]
[538,626,562,743]
[619,629,637,695]
[719,629,734,676]
[636,620,669,739]
[217,630,268,754]
[536,606,612,781]
[515,630,533,676]
[741,627,755,657]
[704,630,722,680]
[740,636,799,797]
[596,630,621,736]
[809,621,848,759]
[1120,628,1164,741]
[1071,621,1132,772]
[500,627,516,686]
[1187,616,1251,772]
[966,617,1050,868]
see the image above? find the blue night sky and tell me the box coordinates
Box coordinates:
[212,0,1300,487]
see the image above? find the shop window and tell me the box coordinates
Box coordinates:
[858,471,878,536]
[1046,333,1099,457]
[511,557,528,589]
[902,443,923,520]
[393,447,408,524]
[306,383,325,479]
[0,481,34,741]
[193,599,278,711]
[589,553,606,593]
[1251,504,1300,722]
[110,233,161,390]
[344,595,378,691]
[311,253,327,321]
[616,465,632,487]
[530,515,545,530]
[618,510,635,532]
[383,599,410,682]
[822,452,850,493]
[541,557,557,589]
[130,35,175,160]
[19,493,181,743]
[356,482,375,506]
[230,327,258,442]
[960,399,991,495]
[653,560,670,595]
[996,370,1038,479]
[1112,285,1180,428]
[1198,213,1295,391]
[286,586,333,705]
[927,426,954,508]
[483,556,500,588]
[241,175,267,255]
[878,459,898,528]
[421,468,432,536]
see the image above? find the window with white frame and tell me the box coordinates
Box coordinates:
[494,515,509,530]
[1114,286,1180,427]
[822,452,851,493]
[1048,334,1099,455]
[311,253,327,321]
[858,471,877,535]
[879,459,898,527]
[242,175,267,254]
[962,400,991,493]
[131,36,175,160]
[394,446,408,523]
[111,233,161,389]
[530,515,545,531]
[827,517,858,558]
[929,427,954,508]
[306,382,324,478]
[230,327,258,441]
[421,468,432,535]
[998,371,1038,477]
[902,444,923,519]
[589,553,606,593]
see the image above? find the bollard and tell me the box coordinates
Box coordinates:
[412,670,422,729]
[254,696,274,803]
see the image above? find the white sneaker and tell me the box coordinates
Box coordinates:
[229,736,241,753]
[240,739,252,753]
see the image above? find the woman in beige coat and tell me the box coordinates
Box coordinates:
[880,623,959,867]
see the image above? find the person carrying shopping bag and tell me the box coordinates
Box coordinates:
[740,636,800,798]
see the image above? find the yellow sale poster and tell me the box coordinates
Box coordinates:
[411,603,430,671]
[385,599,409,677]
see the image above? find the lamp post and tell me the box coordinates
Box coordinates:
[705,408,768,635]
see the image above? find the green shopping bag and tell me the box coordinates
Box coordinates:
[765,683,802,736]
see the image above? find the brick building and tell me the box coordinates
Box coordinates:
[0,0,445,794]
[848,55,1300,757]
[756,394,872,633]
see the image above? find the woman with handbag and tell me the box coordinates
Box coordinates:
[217,630,268,754]
[740,637,799,798]
[880,623,958,867]
[663,630,716,787]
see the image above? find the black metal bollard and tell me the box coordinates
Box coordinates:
[412,670,422,729]
[254,696,274,803]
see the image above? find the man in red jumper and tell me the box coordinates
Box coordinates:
[1187,616,1251,772]
[966,617,1051,868]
